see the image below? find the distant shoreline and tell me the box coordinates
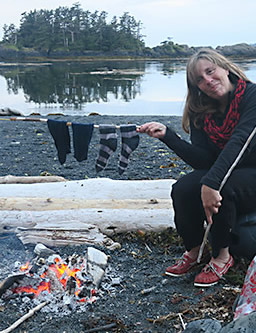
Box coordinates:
[2,42,256,62]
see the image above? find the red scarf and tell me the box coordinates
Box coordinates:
[203,79,247,149]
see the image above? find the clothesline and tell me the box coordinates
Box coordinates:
[1,115,141,175]
[0,116,141,129]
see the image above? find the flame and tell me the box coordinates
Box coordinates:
[14,256,97,303]
[20,261,30,271]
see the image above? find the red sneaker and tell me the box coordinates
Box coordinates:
[194,255,234,287]
[165,253,197,277]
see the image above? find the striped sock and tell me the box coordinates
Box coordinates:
[119,125,139,175]
[96,125,117,172]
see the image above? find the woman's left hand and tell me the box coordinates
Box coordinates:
[137,122,166,139]
[201,185,222,224]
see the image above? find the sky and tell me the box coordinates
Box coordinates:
[1,0,256,48]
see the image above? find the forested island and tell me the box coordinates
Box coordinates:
[1,2,256,61]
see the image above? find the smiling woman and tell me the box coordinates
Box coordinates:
[138,48,256,288]
[194,59,234,109]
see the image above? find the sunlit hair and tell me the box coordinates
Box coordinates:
[182,48,250,133]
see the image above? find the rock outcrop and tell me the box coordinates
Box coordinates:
[216,43,256,58]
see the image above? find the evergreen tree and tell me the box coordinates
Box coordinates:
[1,3,145,55]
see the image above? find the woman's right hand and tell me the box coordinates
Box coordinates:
[201,184,222,224]
[137,122,167,139]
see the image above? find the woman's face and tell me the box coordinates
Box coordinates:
[194,59,233,104]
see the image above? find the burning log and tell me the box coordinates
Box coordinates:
[44,269,64,294]
[0,273,25,297]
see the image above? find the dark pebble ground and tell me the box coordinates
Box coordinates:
[0,115,246,332]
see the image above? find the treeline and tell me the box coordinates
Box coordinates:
[2,2,254,60]
[1,3,145,55]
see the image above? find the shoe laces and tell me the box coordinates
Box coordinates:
[204,262,223,279]
[177,254,194,267]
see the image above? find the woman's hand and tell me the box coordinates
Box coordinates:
[201,185,222,224]
[137,122,167,139]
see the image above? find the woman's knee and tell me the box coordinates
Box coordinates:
[171,170,206,201]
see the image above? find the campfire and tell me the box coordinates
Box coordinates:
[0,244,120,313]
[12,254,97,304]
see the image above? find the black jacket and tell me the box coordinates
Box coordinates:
[161,82,256,190]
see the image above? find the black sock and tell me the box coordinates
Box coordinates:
[47,119,71,164]
[72,123,94,162]
[96,125,117,172]
[119,124,139,175]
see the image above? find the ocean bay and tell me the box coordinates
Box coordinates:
[0,59,255,117]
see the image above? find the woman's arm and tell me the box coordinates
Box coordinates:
[138,120,216,169]
[160,121,216,169]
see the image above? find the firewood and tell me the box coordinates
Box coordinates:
[0,274,25,297]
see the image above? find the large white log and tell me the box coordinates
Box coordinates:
[0,178,175,246]
[0,177,175,200]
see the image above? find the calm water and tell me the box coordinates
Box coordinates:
[0,59,255,117]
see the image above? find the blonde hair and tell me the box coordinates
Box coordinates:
[182,48,250,133]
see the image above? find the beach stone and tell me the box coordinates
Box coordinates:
[219,311,256,332]
[87,247,108,269]
[34,243,55,257]
[87,262,105,288]
[183,318,222,332]
[106,241,122,251]
[87,247,109,288]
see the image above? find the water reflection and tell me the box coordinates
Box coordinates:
[0,61,147,108]
[0,59,256,116]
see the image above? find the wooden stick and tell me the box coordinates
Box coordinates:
[0,301,48,333]
[147,309,190,324]
[6,116,141,129]
[197,125,256,263]
[10,116,48,122]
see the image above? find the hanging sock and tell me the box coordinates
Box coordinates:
[96,124,117,172]
[118,124,140,175]
[47,119,71,164]
[72,123,94,162]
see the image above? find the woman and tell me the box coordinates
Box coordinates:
[137,49,256,287]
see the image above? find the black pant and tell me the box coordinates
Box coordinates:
[171,169,256,258]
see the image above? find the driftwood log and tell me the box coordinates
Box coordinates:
[0,107,24,117]
[0,175,66,184]
[0,177,175,247]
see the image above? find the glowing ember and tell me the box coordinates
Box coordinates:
[12,255,97,303]
[13,281,50,297]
